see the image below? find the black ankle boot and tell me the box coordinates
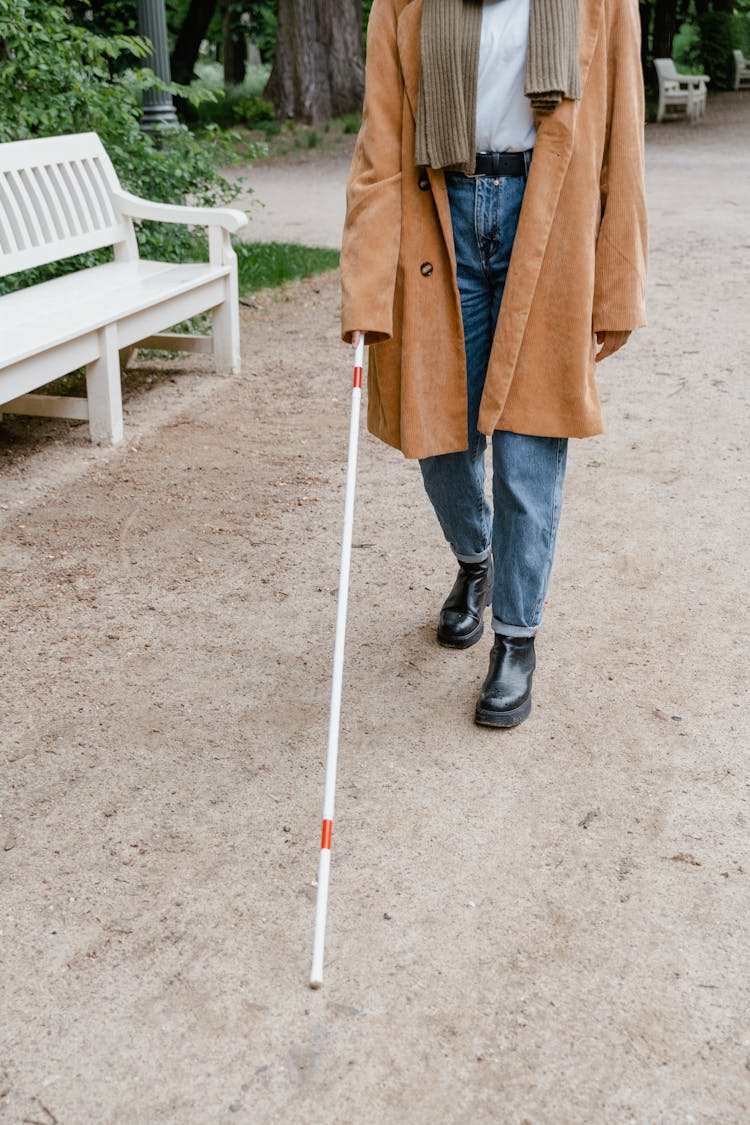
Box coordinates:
[475,633,535,727]
[437,554,494,649]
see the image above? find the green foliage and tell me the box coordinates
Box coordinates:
[204,0,276,65]
[641,1,750,87]
[194,60,270,97]
[337,113,362,135]
[697,11,738,89]
[197,89,277,130]
[246,1,277,64]
[0,0,148,141]
[673,19,704,70]
[0,0,264,294]
[190,62,277,131]
[65,0,138,40]
[732,12,750,54]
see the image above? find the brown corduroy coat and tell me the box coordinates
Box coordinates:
[340,0,648,458]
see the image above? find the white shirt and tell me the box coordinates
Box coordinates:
[476,0,537,153]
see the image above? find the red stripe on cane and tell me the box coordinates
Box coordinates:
[353,366,363,390]
[321,820,333,850]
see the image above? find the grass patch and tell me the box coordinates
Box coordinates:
[235,241,339,293]
[336,113,362,135]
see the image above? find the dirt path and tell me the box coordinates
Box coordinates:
[231,143,354,249]
[1,94,749,1124]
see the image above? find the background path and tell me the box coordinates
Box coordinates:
[1,94,748,1123]
[232,146,352,249]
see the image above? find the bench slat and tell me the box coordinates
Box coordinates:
[45,161,85,239]
[71,159,106,230]
[34,166,68,241]
[0,183,17,253]
[0,174,27,252]
[0,134,132,276]
[9,169,46,247]
[58,162,90,233]
[85,157,118,228]
[1,259,229,368]
[19,167,56,243]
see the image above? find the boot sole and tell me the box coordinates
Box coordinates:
[437,619,484,649]
[474,695,532,728]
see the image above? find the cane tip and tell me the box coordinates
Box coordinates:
[309,979,323,990]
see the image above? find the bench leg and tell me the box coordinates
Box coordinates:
[119,345,136,371]
[86,324,124,445]
[209,229,241,377]
[213,283,241,377]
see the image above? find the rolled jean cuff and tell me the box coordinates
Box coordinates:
[491,616,537,638]
[455,548,491,565]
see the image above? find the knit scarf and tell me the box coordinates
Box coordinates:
[415,0,582,173]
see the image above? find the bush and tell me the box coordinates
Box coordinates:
[189,62,278,133]
[0,0,262,292]
[698,11,738,91]
[673,20,704,72]
[196,90,277,131]
[337,113,362,135]
[194,61,270,99]
[733,13,750,55]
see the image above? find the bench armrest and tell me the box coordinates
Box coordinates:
[111,189,249,233]
[676,74,710,87]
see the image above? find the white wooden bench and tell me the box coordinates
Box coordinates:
[0,132,248,444]
[654,58,710,123]
[734,50,750,91]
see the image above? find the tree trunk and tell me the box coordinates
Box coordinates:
[652,0,678,60]
[639,2,651,78]
[265,0,365,124]
[171,0,218,85]
[221,0,247,85]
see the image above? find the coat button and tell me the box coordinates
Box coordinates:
[418,174,430,191]
[420,262,433,277]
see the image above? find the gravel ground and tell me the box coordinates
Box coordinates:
[1,93,748,1124]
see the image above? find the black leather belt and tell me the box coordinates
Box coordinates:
[473,150,529,177]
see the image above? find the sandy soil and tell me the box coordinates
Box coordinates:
[1,94,749,1124]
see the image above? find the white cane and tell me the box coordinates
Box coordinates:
[309,333,366,989]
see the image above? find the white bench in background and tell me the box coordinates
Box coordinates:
[734,50,750,91]
[654,58,710,122]
[0,132,248,444]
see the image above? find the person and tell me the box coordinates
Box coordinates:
[340,0,647,727]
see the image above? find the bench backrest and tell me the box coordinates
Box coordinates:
[0,133,133,279]
[654,58,680,85]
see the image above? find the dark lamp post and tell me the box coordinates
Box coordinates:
[136,0,179,131]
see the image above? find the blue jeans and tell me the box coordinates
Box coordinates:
[419,164,568,638]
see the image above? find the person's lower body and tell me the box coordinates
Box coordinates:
[419,163,568,727]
